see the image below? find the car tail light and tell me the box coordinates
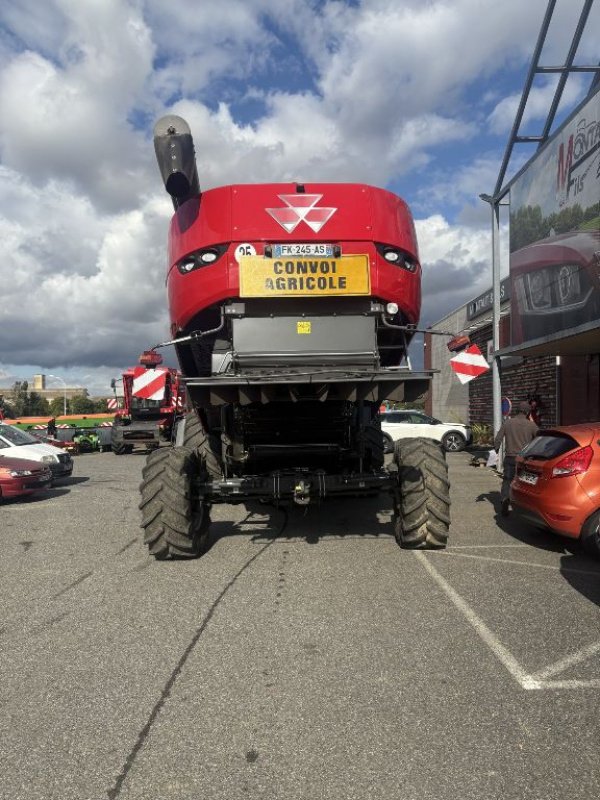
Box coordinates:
[551,445,593,478]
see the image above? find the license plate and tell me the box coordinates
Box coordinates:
[518,470,538,486]
[273,243,334,257]
[239,254,370,297]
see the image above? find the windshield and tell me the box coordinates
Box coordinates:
[130,397,163,410]
[0,424,42,446]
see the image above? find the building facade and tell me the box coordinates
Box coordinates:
[425,290,599,427]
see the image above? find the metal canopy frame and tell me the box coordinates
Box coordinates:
[493,0,599,203]
[480,0,599,436]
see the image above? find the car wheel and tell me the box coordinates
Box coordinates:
[581,510,600,558]
[442,431,466,452]
[382,432,394,454]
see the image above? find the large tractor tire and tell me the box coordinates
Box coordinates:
[393,437,450,549]
[181,411,222,479]
[112,442,131,455]
[139,446,210,559]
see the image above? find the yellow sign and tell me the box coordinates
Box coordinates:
[297,321,311,334]
[239,254,370,298]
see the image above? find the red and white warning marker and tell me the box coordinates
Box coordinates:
[132,367,167,401]
[450,344,490,384]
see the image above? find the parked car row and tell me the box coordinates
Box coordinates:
[0,422,73,502]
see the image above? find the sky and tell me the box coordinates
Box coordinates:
[0,0,598,397]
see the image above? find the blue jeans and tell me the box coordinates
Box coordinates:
[501,455,516,503]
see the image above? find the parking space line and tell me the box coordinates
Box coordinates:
[430,550,600,577]
[533,679,600,690]
[415,551,532,689]
[448,544,530,549]
[416,552,600,692]
[530,641,600,681]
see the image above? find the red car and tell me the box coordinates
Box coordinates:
[510,423,600,556]
[0,455,53,500]
[28,431,80,454]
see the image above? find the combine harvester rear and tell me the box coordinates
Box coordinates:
[140,115,451,559]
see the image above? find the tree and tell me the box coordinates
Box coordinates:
[10,381,29,416]
[0,395,15,418]
[28,392,50,416]
[69,395,98,415]
[49,396,69,417]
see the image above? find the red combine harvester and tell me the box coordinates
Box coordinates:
[111,351,185,454]
[140,115,450,559]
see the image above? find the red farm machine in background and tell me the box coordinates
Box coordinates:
[138,114,451,559]
[111,350,186,454]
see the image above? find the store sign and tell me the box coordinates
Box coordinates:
[466,277,511,321]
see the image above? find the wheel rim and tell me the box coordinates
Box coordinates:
[444,433,463,451]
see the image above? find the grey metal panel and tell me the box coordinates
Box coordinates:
[232,316,377,365]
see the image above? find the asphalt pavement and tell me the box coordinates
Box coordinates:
[1,449,599,800]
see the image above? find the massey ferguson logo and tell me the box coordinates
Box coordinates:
[266,194,337,233]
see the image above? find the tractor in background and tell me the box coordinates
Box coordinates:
[111,351,186,454]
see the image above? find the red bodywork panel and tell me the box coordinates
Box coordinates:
[166,183,421,333]
[511,229,600,345]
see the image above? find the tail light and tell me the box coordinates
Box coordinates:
[551,445,593,478]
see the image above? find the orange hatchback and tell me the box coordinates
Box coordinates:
[510,423,600,556]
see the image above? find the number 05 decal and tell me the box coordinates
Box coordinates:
[234,243,257,263]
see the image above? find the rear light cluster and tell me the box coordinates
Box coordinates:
[551,446,593,478]
[375,243,418,272]
[177,244,229,274]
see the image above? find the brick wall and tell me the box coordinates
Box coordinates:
[560,354,600,424]
[468,320,558,427]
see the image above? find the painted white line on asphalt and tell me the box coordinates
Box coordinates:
[530,641,600,681]
[533,679,600,690]
[430,550,600,577]
[415,551,532,689]
[418,552,600,692]
[448,544,529,549]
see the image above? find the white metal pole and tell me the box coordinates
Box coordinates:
[491,201,502,439]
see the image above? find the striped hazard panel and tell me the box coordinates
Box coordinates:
[132,368,168,401]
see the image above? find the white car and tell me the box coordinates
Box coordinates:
[380,410,472,453]
[0,423,73,478]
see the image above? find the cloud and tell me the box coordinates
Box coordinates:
[0,165,172,370]
[0,0,594,389]
[0,0,154,211]
[487,75,587,135]
[415,214,510,328]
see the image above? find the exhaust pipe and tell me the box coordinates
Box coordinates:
[153,115,200,209]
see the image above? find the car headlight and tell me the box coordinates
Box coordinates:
[41,455,58,463]
[521,263,590,313]
[526,269,551,309]
[557,263,582,305]
[10,469,34,476]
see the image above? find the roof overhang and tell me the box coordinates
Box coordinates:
[497,321,600,358]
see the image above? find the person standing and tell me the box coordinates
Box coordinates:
[494,401,538,516]
[47,417,57,437]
